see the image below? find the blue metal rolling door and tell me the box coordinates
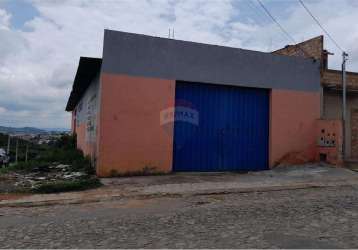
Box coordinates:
[173,82,269,171]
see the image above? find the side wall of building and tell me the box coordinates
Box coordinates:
[96,74,320,174]
[93,30,321,176]
[73,74,101,160]
[71,111,76,134]
[270,89,321,166]
[97,73,175,177]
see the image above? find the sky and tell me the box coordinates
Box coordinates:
[0,0,357,129]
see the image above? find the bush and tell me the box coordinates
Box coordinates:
[1,134,95,176]
[54,134,77,150]
[39,147,82,164]
[0,160,50,174]
[32,178,102,194]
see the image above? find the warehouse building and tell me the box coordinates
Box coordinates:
[66,29,321,177]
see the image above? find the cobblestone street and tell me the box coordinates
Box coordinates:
[1,185,358,248]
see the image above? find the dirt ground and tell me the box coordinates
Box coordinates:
[2,164,358,207]
[0,193,28,201]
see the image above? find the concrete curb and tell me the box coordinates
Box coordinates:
[0,179,357,208]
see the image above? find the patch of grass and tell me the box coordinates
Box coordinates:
[0,166,15,175]
[32,178,102,194]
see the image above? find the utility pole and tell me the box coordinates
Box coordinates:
[6,134,10,154]
[15,138,18,164]
[342,51,348,161]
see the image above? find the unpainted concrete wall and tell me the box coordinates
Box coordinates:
[71,111,75,134]
[323,90,358,158]
[74,73,100,159]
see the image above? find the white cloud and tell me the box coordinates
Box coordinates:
[0,0,357,128]
[0,106,6,114]
[0,8,10,30]
[271,0,358,71]
[0,0,248,128]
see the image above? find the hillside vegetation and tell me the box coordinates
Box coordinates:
[0,133,45,162]
[0,134,99,194]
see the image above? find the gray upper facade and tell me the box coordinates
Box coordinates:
[102,29,320,92]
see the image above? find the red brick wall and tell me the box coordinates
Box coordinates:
[322,70,358,89]
[273,36,323,61]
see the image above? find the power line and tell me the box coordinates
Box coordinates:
[245,0,282,51]
[256,0,296,44]
[245,0,271,27]
[256,0,310,57]
[298,0,345,52]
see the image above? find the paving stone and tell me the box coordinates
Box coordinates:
[0,185,358,248]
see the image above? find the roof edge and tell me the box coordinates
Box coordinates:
[65,57,102,112]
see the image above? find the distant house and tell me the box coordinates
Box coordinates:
[0,148,6,157]
[66,29,336,177]
[0,148,9,165]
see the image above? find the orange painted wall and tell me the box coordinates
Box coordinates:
[76,121,97,159]
[76,122,89,155]
[97,73,175,177]
[270,89,320,167]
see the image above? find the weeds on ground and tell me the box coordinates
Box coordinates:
[108,165,168,177]
[1,134,95,175]
[32,178,102,194]
[0,161,49,174]
[0,134,100,194]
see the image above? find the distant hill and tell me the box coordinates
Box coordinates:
[42,128,70,132]
[0,126,71,135]
[0,126,47,134]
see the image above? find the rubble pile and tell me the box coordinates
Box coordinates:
[0,164,88,192]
